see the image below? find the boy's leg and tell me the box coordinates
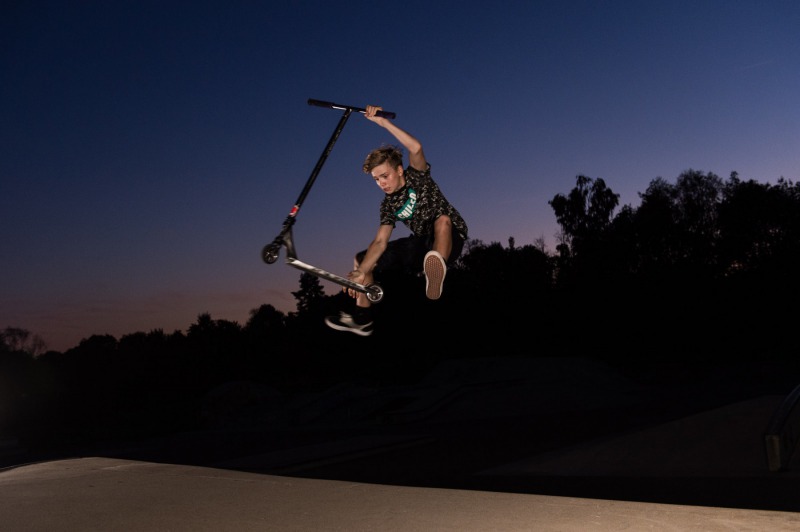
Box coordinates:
[324,251,375,335]
[424,216,464,300]
[325,237,423,334]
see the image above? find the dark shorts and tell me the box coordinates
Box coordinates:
[356,227,465,276]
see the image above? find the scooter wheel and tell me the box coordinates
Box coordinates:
[366,283,383,303]
[262,244,280,264]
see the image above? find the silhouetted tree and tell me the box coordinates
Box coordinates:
[0,334,37,433]
[714,175,800,356]
[549,175,619,252]
[629,169,724,281]
[187,313,244,388]
[549,175,620,289]
[719,175,800,280]
[115,328,192,429]
[457,238,555,344]
[243,304,289,380]
[291,272,326,315]
[245,304,286,339]
[1,326,47,357]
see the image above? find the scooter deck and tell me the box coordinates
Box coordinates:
[286,257,384,303]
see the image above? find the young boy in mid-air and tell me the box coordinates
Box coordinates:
[324,104,468,336]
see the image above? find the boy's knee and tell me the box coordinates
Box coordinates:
[435,215,452,231]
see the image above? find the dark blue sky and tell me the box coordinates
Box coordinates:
[2,1,799,351]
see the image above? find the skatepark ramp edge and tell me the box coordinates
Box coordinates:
[764,382,800,472]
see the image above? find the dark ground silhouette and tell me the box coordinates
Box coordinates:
[3,171,800,514]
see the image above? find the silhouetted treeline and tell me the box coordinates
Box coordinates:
[2,170,800,451]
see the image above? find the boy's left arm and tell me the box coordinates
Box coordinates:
[364,105,427,171]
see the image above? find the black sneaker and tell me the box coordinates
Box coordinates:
[324,311,374,337]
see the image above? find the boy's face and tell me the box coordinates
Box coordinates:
[370,162,405,194]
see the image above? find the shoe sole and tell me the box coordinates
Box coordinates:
[424,251,446,300]
[324,317,373,337]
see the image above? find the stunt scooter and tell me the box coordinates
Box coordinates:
[262,99,396,303]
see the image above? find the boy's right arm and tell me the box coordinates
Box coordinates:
[347,224,393,287]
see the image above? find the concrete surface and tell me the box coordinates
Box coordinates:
[2,456,800,531]
[2,356,800,530]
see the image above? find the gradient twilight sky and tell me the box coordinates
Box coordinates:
[2,1,799,352]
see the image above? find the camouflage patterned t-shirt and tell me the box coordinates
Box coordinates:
[379,163,468,239]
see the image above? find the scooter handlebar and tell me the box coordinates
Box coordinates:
[308,98,396,119]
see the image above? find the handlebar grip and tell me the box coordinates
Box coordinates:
[307,98,396,120]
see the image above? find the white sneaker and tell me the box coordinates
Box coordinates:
[424,251,446,300]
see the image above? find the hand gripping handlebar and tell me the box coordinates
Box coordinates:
[307,99,396,119]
